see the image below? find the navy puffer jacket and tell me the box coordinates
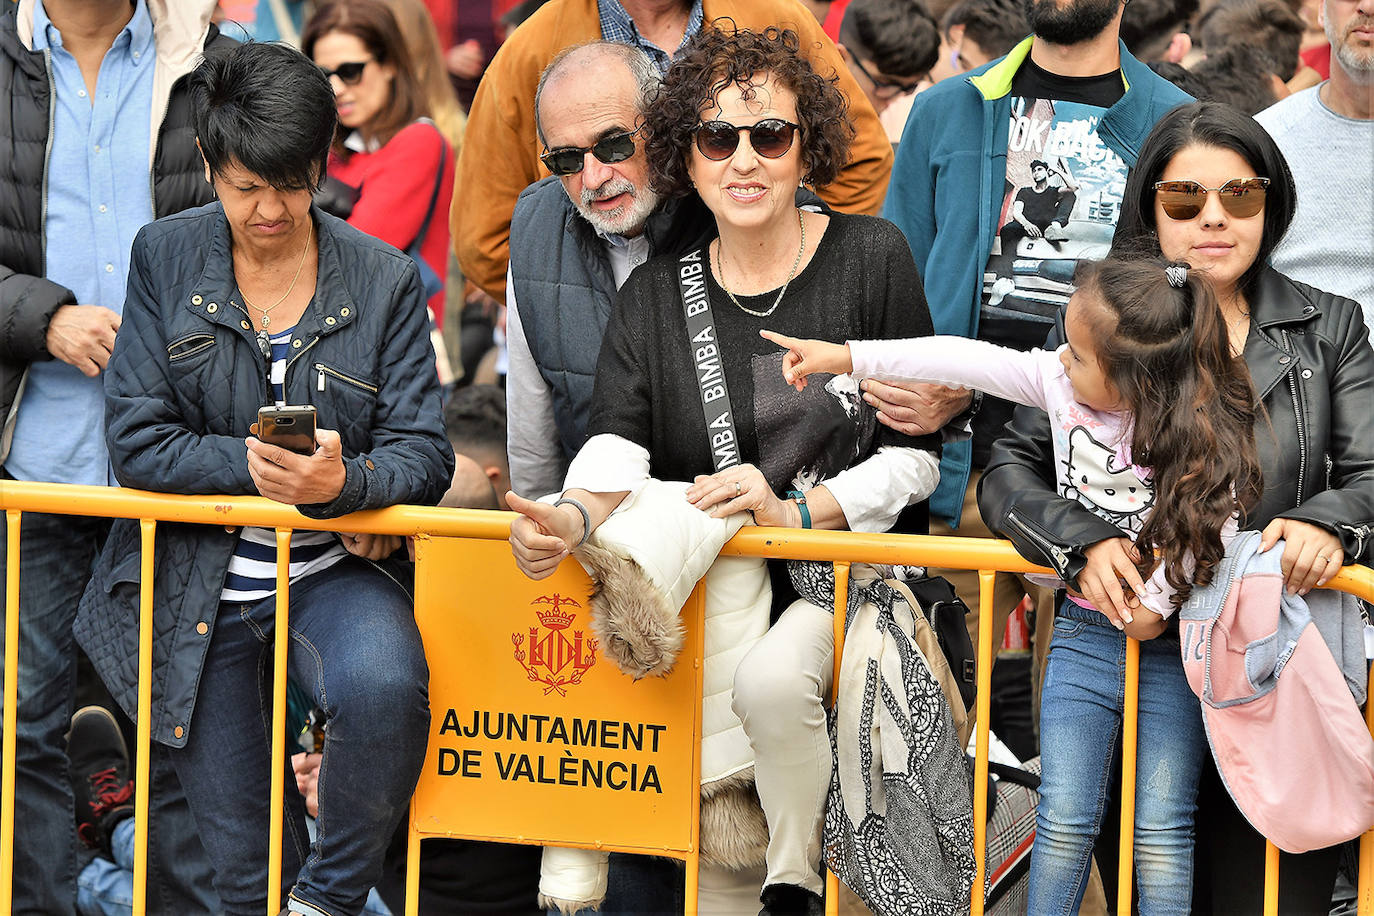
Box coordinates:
[75,203,454,747]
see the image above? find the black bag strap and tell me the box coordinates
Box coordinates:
[676,248,741,472]
[408,120,448,253]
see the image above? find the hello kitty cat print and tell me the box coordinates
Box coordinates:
[1059,425,1155,534]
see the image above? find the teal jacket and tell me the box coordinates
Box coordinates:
[882,37,1191,527]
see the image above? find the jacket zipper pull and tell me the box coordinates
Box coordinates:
[317,365,325,392]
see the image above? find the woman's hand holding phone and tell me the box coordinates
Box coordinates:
[246,428,347,505]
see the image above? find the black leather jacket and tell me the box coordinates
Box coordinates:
[979,267,1374,587]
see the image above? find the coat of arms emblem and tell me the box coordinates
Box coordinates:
[512,594,598,695]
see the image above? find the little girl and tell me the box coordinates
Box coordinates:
[764,257,1263,914]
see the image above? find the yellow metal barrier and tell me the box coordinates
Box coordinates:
[0,480,1372,915]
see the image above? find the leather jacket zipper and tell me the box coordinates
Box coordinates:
[1280,329,1307,506]
[1004,510,1070,578]
[1339,523,1370,558]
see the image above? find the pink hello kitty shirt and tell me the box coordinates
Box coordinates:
[848,336,1235,618]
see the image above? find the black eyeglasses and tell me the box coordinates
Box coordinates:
[692,119,800,161]
[851,57,922,99]
[1153,177,1270,220]
[540,128,641,177]
[319,59,371,85]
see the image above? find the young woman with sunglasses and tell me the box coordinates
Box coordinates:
[508,27,944,915]
[302,0,455,327]
[980,100,1374,914]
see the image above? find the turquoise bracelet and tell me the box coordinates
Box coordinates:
[786,490,811,529]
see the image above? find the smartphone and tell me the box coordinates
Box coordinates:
[257,405,317,455]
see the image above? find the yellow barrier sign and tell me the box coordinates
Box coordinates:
[410,537,704,854]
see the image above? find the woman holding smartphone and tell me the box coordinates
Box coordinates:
[75,42,452,916]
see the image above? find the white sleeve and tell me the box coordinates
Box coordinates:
[848,336,1058,412]
[562,433,651,496]
[1137,514,1242,619]
[822,446,941,533]
[504,264,567,499]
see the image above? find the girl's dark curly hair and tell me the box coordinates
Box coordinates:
[1076,257,1264,609]
[643,25,855,199]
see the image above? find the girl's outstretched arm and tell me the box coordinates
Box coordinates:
[759,330,853,390]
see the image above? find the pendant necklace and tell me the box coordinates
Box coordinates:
[715,209,806,319]
[241,222,313,352]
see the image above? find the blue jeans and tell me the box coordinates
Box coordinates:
[1029,602,1206,915]
[78,816,394,916]
[0,510,216,915]
[168,557,429,916]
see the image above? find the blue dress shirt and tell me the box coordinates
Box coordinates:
[9,0,156,485]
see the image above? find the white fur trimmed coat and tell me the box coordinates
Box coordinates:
[538,481,774,912]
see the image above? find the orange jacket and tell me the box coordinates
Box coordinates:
[451,0,895,300]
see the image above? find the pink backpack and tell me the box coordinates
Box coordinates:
[1178,531,1374,853]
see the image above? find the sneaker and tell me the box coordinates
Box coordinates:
[68,705,134,854]
[758,883,823,916]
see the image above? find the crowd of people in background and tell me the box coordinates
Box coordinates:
[0,0,1370,913]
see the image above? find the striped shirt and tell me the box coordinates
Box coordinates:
[221,326,347,603]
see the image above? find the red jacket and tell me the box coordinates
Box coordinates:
[328,121,454,325]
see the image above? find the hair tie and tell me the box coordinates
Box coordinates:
[1165,265,1188,288]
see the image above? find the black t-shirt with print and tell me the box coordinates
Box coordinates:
[971,58,1127,465]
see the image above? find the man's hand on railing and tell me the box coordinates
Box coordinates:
[339,533,404,560]
[246,429,347,506]
[507,492,585,580]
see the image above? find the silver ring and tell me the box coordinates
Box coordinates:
[1316,553,1331,563]
[734,481,742,497]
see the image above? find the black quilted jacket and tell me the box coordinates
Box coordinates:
[74,203,454,747]
[0,4,233,460]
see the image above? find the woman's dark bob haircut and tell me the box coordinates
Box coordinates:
[1112,101,1297,300]
[189,42,336,192]
[644,25,855,199]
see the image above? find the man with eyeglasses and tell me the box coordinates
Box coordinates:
[452,0,892,304]
[1255,0,1374,336]
[835,0,939,127]
[877,0,1191,750]
[0,1,230,912]
[505,42,713,502]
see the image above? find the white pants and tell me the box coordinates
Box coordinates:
[731,599,835,896]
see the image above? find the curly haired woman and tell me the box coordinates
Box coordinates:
[508,26,942,914]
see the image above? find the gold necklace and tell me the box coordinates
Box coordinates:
[239,222,313,331]
[715,209,806,319]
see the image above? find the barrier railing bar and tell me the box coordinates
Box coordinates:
[3,482,1373,915]
[268,529,293,916]
[1264,840,1280,915]
[133,519,156,916]
[1117,637,1140,913]
[1364,653,1374,916]
[1,510,21,913]
[404,795,422,916]
[822,562,850,916]
[684,584,706,916]
[970,569,995,916]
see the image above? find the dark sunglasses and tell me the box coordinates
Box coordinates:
[319,59,371,85]
[1153,177,1270,221]
[851,57,921,98]
[693,119,800,161]
[540,128,640,177]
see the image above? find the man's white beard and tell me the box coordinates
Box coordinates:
[576,177,660,236]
